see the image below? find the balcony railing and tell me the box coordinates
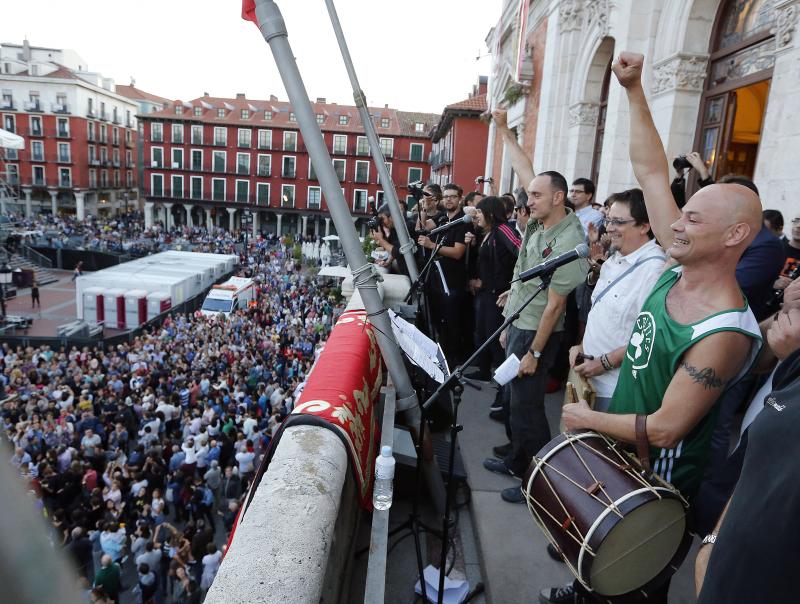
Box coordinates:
[87,107,96,118]
[429,150,452,170]
[52,103,70,114]
[281,171,296,179]
[0,99,14,110]
[56,129,71,138]
[99,111,108,121]
[24,101,42,112]
[59,178,72,188]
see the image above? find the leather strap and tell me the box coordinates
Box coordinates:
[635,414,651,472]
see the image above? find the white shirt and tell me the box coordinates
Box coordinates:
[235,450,256,474]
[583,239,666,397]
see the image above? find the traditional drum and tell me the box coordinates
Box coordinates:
[523,431,691,599]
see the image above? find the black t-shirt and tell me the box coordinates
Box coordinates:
[781,239,800,278]
[698,348,800,604]
[431,210,472,293]
[477,222,520,295]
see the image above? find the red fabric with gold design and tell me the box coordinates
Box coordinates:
[291,309,383,508]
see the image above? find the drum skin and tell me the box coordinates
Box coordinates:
[523,431,690,598]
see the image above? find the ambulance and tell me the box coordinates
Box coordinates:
[199,276,256,317]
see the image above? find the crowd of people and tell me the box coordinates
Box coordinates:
[371,51,799,604]
[1,236,343,603]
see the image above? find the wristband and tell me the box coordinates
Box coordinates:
[600,354,613,371]
[701,534,717,547]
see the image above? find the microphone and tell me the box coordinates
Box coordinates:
[422,214,473,237]
[512,243,589,283]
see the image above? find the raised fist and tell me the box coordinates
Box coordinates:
[612,51,645,89]
[492,108,509,129]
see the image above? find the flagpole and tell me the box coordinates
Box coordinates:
[252,0,419,415]
[321,0,419,283]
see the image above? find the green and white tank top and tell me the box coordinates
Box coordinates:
[609,266,762,500]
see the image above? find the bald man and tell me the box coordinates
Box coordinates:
[540,52,763,604]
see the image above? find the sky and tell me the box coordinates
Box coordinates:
[2,0,500,115]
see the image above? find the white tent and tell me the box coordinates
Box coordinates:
[0,128,23,150]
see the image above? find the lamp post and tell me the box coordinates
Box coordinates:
[123,192,129,216]
[0,263,11,320]
[243,210,252,264]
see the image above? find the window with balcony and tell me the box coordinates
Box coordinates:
[3,114,15,133]
[59,168,71,188]
[100,124,108,144]
[171,148,183,170]
[380,138,393,158]
[355,160,369,183]
[214,127,227,146]
[353,189,368,212]
[308,161,317,181]
[171,175,184,198]
[112,148,120,166]
[113,107,120,123]
[236,180,249,203]
[114,170,120,187]
[190,176,203,200]
[56,94,68,113]
[257,154,271,177]
[151,174,164,196]
[126,171,133,188]
[88,145,96,164]
[377,191,385,204]
[151,122,163,142]
[191,125,203,145]
[1,92,13,110]
[380,117,390,128]
[125,130,132,146]
[281,184,295,207]
[356,136,369,156]
[151,147,163,168]
[6,149,17,160]
[283,131,297,152]
[212,178,226,201]
[32,166,45,187]
[126,110,133,128]
[101,170,108,187]
[57,143,71,163]
[30,116,42,136]
[257,129,272,149]
[256,182,270,206]
[87,98,95,117]
[100,147,108,163]
[409,143,424,162]
[238,128,252,148]
[408,167,423,184]
[172,123,184,144]
[112,127,119,145]
[384,162,392,176]
[89,169,97,188]
[27,92,41,111]
[126,150,133,167]
[282,156,296,178]
[5,165,18,185]
[212,150,226,172]
[57,117,69,138]
[307,186,321,210]
[191,149,202,171]
[332,134,347,155]
[31,141,44,162]
[236,153,250,175]
[333,159,346,181]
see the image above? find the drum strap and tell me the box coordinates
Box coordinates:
[635,414,651,472]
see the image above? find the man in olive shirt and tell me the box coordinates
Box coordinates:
[483,161,587,503]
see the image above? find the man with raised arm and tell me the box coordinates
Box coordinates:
[539,51,764,604]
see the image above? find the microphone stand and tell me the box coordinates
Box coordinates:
[422,272,554,604]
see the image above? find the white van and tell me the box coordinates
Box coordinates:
[200,277,256,317]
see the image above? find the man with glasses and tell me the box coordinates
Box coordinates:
[569,188,665,412]
[569,178,603,238]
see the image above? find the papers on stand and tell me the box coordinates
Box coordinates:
[389,309,448,384]
[414,565,469,604]
[493,354,521,386]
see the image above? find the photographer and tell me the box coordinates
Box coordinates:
[370,204,409,276]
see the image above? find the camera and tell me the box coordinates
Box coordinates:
[476,176,494,184]
[366,215,382,231]
[672,155,693,171]
[408,180,427,201]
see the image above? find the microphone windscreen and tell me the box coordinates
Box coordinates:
[575,243,589,259]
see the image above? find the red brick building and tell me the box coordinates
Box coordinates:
[0,41,141,219]
[430,77,489,192]
[139,94,438,236]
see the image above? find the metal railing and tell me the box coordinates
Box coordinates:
[20,244,54,269]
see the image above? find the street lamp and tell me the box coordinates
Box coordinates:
[0,263,12,320]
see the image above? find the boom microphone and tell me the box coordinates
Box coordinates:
[422,214,473,237]
[512,243,589,283]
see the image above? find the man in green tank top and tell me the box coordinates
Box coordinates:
[541,52,765,604]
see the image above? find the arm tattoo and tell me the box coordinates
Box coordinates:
[680,361,725,390]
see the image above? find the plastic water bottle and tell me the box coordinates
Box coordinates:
[373,445,396,510]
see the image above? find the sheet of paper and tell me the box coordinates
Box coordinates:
[434,260,450,295]
[414,564,469,604]
[388,310,446,383]
[493,354,520,386]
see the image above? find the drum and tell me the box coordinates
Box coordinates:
[523,431,691,598]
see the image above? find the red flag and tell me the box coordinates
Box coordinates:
[242,0,258,26]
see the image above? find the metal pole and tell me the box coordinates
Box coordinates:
[322,0,419,283]
[253,0,418,412]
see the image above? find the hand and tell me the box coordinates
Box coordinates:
[496,290,510,308]
[517,351,538,378]
[612,51,645,89]
[561,399,592,431]
[589,241,607,264]
[568,345,583,368]
[417,235,433,250]
[499,328,508,350]
[767,307,800,360]
[492,108,509,130]
[773,276,791,290]
[783,278,800,311]
[464,231,475,245]
[686,152,710,179]
[468,279,482,294]
[587,221,600,245]
[574,357,606,378]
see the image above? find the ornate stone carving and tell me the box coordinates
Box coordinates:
[568,102,600,127]
[559,0,583,33]
[584,0,610,37]
[651,53,709,95]
[775,1,798,51]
